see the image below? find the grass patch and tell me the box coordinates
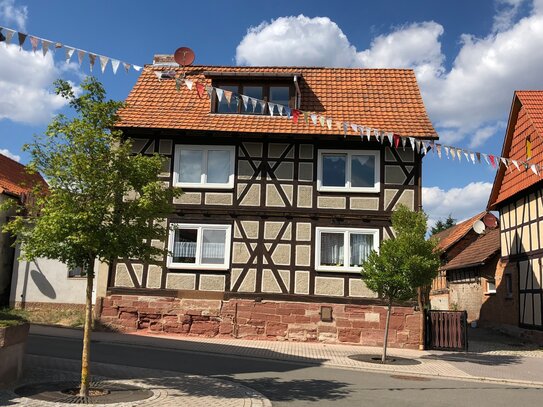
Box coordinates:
[0,308,29,328]
[18,307,86,328]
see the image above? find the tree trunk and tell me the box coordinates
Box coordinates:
[79,259,94,397]
[417,286,426,350]
[382,298,393,363]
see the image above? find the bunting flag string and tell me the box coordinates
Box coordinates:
[0,25,141,74]
[168,75,542,178]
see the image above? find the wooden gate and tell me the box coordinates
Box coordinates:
[425,310,468,351]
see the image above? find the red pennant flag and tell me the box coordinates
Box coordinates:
[196,82,205,98]
[292,109,301,124]
[393,134,400,148]
[489,154,496,168]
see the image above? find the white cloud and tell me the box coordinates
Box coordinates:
[235,3,543,145]
[422,182,494,228]
[0,148,20,162]
[0,0,28,31]
[0,44,67,124]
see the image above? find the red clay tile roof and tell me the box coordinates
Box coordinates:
[441,227,500,271]
[0,153,46,197]
[117,62,437,139]
[488,91,543,209]
[433,211,489,252]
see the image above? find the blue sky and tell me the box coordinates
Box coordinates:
[1,0,543,225]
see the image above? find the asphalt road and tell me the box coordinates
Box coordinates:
[28,333,543,407]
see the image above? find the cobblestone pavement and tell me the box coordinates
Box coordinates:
[0,355,271,407]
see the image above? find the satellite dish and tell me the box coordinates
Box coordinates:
[483,213,498,229]
[473,220,485,234]
[174,47,195,67]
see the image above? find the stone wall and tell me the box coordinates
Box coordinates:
[99,295,421,349]
[0,323,29,386]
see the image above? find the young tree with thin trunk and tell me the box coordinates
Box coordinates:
[2,77,180,397]
[360,205,440,362]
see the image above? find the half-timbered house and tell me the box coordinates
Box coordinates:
[97,56,437,348]
[488,91,543,333]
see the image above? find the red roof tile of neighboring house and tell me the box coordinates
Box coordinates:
[488,91,543,209]
[441,228,500,271]
[117,62,437,139]
[432,211,488,252]
[0,153,46,198]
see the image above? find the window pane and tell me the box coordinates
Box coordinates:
[179,149,203,183]
[270,86,290,108]
[351,155,375,188]
[242,86,263,114]
[320,232,344,266]
[207,150,231,184]
[201,229,227,264]
[350,233,373,267]
[217,85,238,113]
[173,229,197,263]
[322,154,346,187]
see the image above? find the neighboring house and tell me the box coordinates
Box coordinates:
[97,57,437,348]
[0,152,96,310]
[488,91,543,333]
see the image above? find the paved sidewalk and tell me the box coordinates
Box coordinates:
[29,325,543,387]
[0,355,271,407]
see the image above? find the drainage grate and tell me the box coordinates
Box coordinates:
[348,354,422,366]
[14,381,153,404]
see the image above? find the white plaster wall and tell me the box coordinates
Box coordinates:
[9,246,97,305]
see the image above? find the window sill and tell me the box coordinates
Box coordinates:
[316,266,362,274]
[173,183,234,190]
[167,263,229,271]
[484,291,497,296]
[317,186,380,194]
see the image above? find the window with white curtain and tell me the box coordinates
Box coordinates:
[173,145,235,189]
[317,149,380,192]
[168,223,231,270]
[316,227,379,272]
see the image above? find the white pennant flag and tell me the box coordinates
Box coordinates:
[500,157,509,168]
[111,59,121,74]
[387,132,393,145]
[436,144,442,158]
[326,118,333,130]
[65,47,75,63]
[184,79,193,90]
[268,102,275,116]
[251,98,258,112]
[123,62,131,72]
[154,71,162,80]
[351,123,358,133]
[451,148,457,160]
[482,153,489,165]
[278,104,284,116]
[421,140,428,155]
[409,137,415,149]
[99,55,109,73]
[415,139,421,152]
[401,136,407,150]
[310,114,317,125]
[531,164,539,176]
[42,40,52,56]
[241,95,249,110]
[444,146,450,158]
[512,160,520,171]
[463,150,469,161]
[88,53,97,72]
[133,65,142,71]
[216,88,224,103]
[259,100,266,112]
[470,152,476,164]
[77,50,86,66]
[366,128,372,139]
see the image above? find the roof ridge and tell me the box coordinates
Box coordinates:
[145,63,415,72]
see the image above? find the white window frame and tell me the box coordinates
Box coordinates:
[173,145,235,189]
[167,223,232,270]
[315,227,379,273]
[317,149,380,192]
[486,278,497,294]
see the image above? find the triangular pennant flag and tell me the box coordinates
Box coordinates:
[259,100,267,113]
[343,122,348,138]
[429,141,435,153]
[326,118,333,130]
[65,47,74,63]
[29,36,39,52]
[268,102,275,116]
[175,77,182,91]
[476,152,481,163]
[387,132,394,146]
[123,62,131,72]
[512,160,520,171]
[393,134,401,148]
[320,116,326,127]
[351,123,358,133]
[415,139,421,153]
[42,40,52,56]
[154,71,162,80]
[292,109,300,124]
[421,140,428,155]
[444,146,450,158]
[336,121,342,131]
[77,50,86,66]
[111,59,120,74]
[489,154,496,168]
[366,128,372,139]
[215,88,224,103]
[88,53,97,72]
[402,136,407,150]
[285,106,291,118]
[4,28,15,44]
[205,85,214,99]
[99,55,109,73]
[277,104,284,116]
[436,144,442,158]
[482,153,489,165]
[500,157,509,168]
[457,149,463,162]
[225,90,233,105]
[251,98,258,113]
[18,32,27,49]
[310,114,317,125]
[55,42,63,48]
[0,29,6,43]
[196,82,205,98]
[133,65,142,72]
[409,137,415,149]
[531,164,539,176]
[241,95,249,110]
[470,152,476,164]
[451,148,457,160]
[184,78,193,90]
[463,150,469,161]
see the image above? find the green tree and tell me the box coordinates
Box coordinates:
[2,77,180,397]
[361,205,440,362]
[430,214,456,235]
